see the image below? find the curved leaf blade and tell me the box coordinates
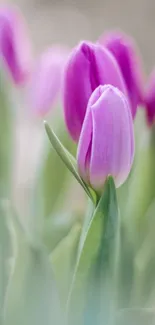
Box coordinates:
[67,177,119,325]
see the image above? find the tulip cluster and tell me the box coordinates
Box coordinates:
[1,5,155,325]
[0,5,141,193]
[61,32,155,192]
[63,37,139,191]
[1,4,154,193]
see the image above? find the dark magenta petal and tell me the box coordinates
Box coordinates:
[99,31,144,118]
[144,70,155,125]
[63,42,92,142]
[63,40,127,142]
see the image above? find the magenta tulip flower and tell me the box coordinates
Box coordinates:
[0,6,31,85]
[29,46,69,116]
[63,41,127,142]
[77,85,134,191]
[144,70,155,125]
[99,31,144,118]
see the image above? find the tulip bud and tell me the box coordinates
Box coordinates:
[77,85,134,191]
[99,31,144,118]
[29,46,69,116]
[0,6,31,85]
[144,70,155,125]
[63,41,127,142]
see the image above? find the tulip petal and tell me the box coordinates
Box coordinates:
[63,43,92,142]
[29,46,69,116]
[100,31,144,118]
[92,44,127,95]
[77,107,93,184]
[0,6,31,85]
[77,85,134,191]
[89,86,133,189]
[145,70,155,125]
[63,41,127,142]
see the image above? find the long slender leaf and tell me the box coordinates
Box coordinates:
[32,123,74,220]
[67,177,119,325]
[44,121,95,203]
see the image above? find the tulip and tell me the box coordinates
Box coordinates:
[63,41,127,142]
[0,6,31,85]
[99,31,144,118]
[77,85,134,191]
[29,46,69,116]
[144,70,155,125]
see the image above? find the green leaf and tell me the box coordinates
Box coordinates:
[77,199,95,258]
[4,216,62,325]
[67,177,119,325]
[32,124,75,220]
[28,122,75,245]
[44,121,95,203]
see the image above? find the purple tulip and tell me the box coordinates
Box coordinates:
[28,46,69,116]
[63,41,127,142]
[0,6,32,85]
[77,85,134,191]
[99,31,144,118]
[144,70,155,125]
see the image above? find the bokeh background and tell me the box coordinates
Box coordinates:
[8,0,155,72]
[4,0,155,217]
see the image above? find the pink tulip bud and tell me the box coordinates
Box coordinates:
[29,46,69,116]
[144,70,155,125]
[99,31,144,118]
[77,85,134,191]
[63,41,127,142]
[0,5,31,85]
